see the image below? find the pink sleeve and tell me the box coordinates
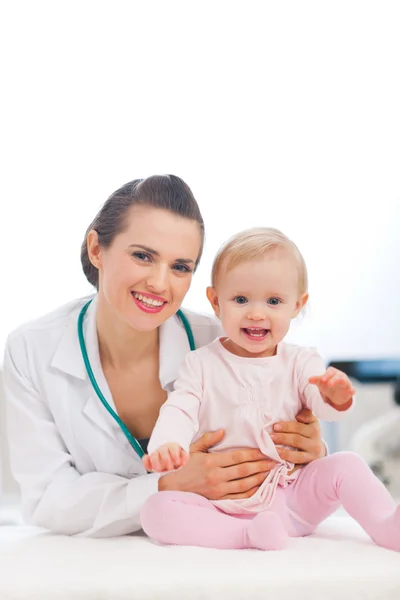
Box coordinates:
[147,351,203,454]
[298,348,353,421]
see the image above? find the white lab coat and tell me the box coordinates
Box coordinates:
[2,295,222,537]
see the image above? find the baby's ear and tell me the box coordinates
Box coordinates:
[293,292,309,317]
[206,286,220,318]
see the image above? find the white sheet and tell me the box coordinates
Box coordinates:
[0,516,399,599]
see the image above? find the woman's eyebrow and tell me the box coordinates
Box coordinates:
[129,243,159,255]
[128,244,195,264]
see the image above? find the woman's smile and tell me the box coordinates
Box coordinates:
[131,290,168,314]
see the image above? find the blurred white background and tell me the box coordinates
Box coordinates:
[0,0,399,363]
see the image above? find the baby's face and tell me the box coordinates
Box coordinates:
[208,252,307,358]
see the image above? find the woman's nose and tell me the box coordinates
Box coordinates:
[146,265,169,293]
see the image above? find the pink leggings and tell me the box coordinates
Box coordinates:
[141,452,400,551]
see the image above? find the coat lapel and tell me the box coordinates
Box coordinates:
[49,298,193,443]
[50,296,119,441]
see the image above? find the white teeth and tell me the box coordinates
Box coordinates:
[133,292,164,307]
[245,328,267,337]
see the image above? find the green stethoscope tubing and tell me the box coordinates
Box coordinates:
[77,299,196,459]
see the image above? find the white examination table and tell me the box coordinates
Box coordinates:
[0,515,399,599]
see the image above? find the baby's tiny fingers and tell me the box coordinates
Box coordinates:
[159,448,174,472]
[142,455,151,471]
[169,445,182,462]
[169,447,183,469]
[321,370,336,384]
[341,382,356,396]
[327,376,341,387]
[150,452,163,472]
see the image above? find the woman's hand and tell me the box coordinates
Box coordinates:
[270,408,326,465]
[158,409,325,499]
[158,430,277,500]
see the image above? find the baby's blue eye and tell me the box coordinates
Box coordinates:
[234,296,248,304]
[267,297,281,306]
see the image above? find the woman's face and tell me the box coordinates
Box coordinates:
[90,205,202,331]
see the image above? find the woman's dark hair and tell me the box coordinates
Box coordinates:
[81,174,205,289]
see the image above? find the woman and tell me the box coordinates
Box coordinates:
[3,175,325,537]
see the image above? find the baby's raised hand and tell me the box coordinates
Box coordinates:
[309,367,355,407]
[143,443,189,473]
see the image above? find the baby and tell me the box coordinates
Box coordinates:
[140,227,400,551]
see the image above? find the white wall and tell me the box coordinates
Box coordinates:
[1,1,399,362]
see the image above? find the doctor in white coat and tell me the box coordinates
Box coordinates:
[3,175,325,537]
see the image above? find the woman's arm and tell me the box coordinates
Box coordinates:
[3,343,160,537]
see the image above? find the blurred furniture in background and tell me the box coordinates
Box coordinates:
[327,359,400,497]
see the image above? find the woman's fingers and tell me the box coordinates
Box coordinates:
[222,458,277,482]
[162,415,325,499]
[273,432,323,456]
[214,447,268,468]
[270,413,325,464]
[189,432,267,467]
[219,471,269,498]
[189,429,225,453]
[276,447,314,464]
[295,408,318,424]
[272,418,319,440]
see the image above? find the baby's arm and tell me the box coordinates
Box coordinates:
[298,349,355,420]
[144,351,203,472]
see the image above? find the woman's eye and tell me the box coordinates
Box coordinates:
[132,252,151,262]
[173,264,192,273]
[234,296,248,304]
[267,297,281,306]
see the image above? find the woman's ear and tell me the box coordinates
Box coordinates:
[206,286,221,318]
[293,292,309,317]
[86,230,102,269]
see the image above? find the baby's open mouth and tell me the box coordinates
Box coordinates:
[242,328,270,339]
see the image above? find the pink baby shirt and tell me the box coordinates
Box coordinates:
[148,338,352,515]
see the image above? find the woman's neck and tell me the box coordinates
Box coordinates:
[95,295,159,370]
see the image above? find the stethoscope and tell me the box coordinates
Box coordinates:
[77,299,196,459]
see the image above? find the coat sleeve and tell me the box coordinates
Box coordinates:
[2,339,160,538]
[298,348,353,421]
[148,351,203,454]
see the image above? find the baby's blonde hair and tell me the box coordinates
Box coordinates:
[211,227,308,295]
